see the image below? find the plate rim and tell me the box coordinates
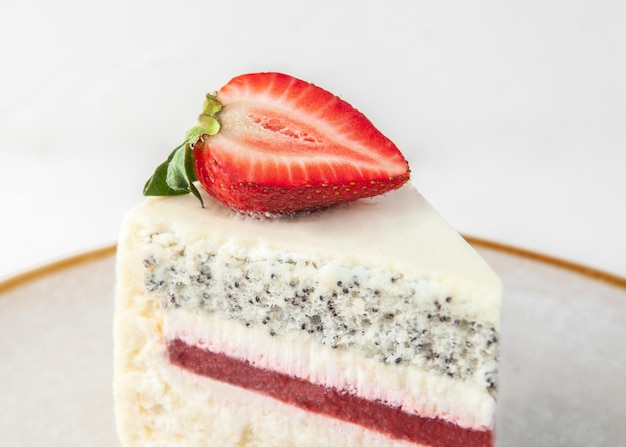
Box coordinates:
[0,245,117,296]
[0,237,624,297]
[465,235,626,289]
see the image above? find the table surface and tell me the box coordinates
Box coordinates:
[1,0,625,281]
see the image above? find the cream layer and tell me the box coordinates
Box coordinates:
[164,309,495,430]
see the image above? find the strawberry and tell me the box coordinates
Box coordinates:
[144,72,410,215]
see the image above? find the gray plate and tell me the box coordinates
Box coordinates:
[1,242,624,446]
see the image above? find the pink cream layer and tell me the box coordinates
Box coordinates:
[168,339,492,447]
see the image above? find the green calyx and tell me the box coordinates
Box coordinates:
[143,93,223,206]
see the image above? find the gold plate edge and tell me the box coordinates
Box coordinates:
[0,245,117,296]
[464,235,626,289]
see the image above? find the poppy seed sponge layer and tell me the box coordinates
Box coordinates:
[114,184,501,446]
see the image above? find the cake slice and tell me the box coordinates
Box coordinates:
[114,186,500,446]
[114,73,501,447]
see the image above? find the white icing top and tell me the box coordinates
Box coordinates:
[130,184,501,325]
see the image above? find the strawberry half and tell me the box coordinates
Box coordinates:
[144,72,410,215]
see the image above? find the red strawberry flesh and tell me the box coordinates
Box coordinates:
[193,72,410,215]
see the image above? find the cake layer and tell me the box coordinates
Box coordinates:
[130,185,501,325]
[168,339,492,447]
[164,309,495,430]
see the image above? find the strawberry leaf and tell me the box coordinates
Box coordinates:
[166,143,193,188]
[143,94,223,206]
[143,143,203,206]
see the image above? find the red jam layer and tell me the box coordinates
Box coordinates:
[168,339,492,447]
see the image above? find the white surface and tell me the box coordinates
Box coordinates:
[1,0,625,280]
[1,244,625,446]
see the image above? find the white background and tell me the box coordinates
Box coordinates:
[1,0,625,280]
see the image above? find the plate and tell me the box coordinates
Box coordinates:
[1,240,625,446]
